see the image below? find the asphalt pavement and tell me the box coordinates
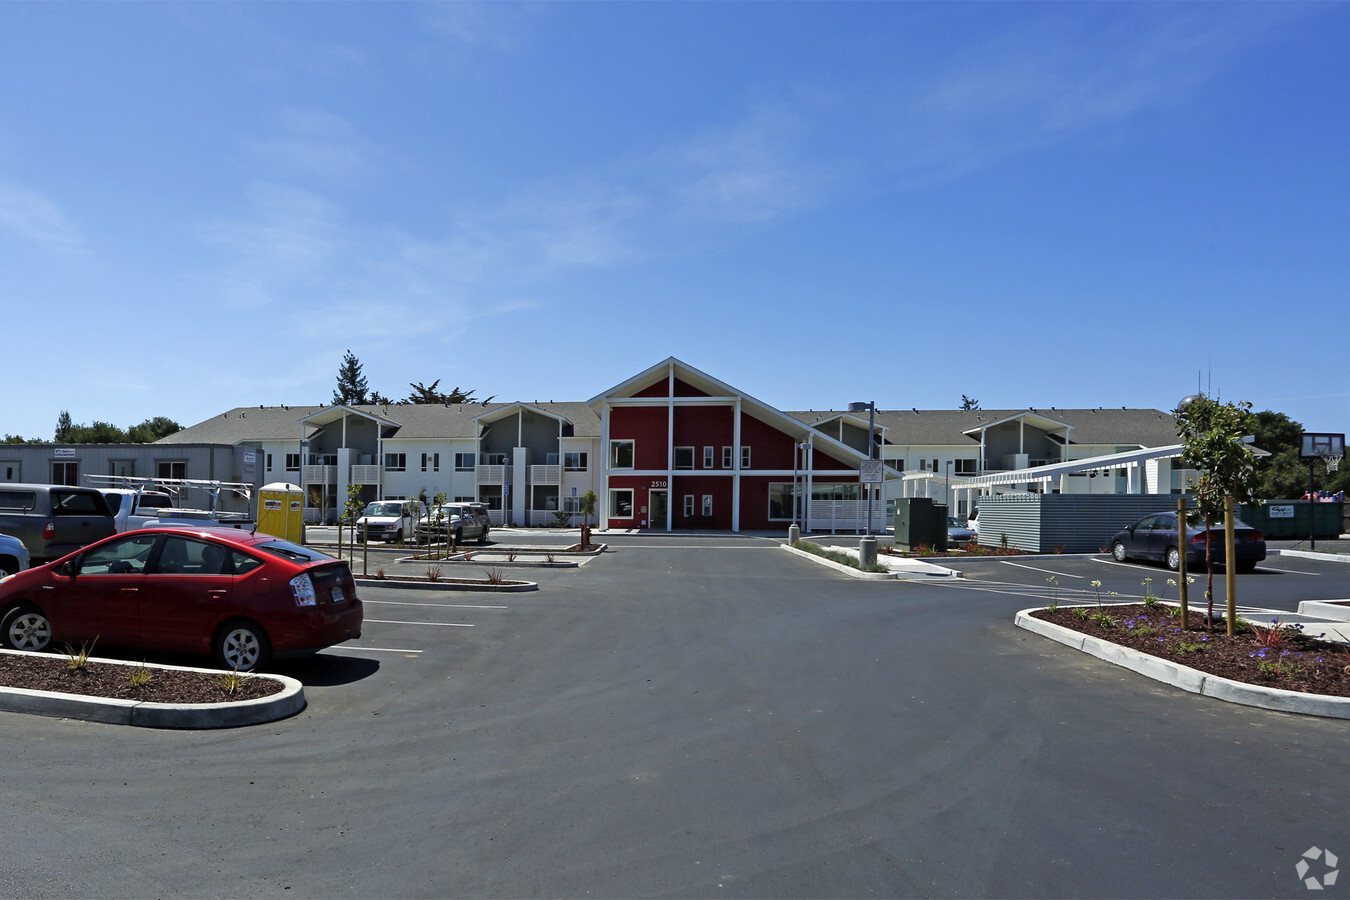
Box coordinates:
[3,533,1350,897]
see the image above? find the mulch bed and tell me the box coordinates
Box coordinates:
[1031,603,1350,698]
[0,654,283,703]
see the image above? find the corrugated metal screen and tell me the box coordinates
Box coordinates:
[977,495,1193,552]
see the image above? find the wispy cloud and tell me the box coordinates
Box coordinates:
[247,109,370,181]
[882,6,1304,186]
[0,182,83,253]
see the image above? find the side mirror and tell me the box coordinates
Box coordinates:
[55,559,75,578]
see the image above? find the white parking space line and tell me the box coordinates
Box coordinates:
[365,618,475,628]
[364,599,510,609]
[330,646,424,654]
[1255,564,1321,576]
[1000,561,1087,579]
[1093,557,1162,572]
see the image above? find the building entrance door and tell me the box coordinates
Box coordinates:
[649,490,668,531]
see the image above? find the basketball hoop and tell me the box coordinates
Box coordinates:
[1321,451,1343,474]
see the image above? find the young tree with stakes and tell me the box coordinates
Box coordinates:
[1174,394,1260,635]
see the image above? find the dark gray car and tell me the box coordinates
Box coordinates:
[1109,511,1266,573]
[0,484,117,562]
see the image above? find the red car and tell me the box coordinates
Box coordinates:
[0,526,362,672]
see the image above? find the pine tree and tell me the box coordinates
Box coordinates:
[332,350,371,406]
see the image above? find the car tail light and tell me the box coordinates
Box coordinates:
[1250,530,1264,542]
[1189,531,1209,545]
[43,521,54,541]
[290,573,317,607]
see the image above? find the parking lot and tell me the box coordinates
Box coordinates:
[4,534,1350,897]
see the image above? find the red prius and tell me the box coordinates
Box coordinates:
[0,526,362,672]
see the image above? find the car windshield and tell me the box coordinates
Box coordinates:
[257,539,335,563]
[365,503,404,517]
[948,517,965,528]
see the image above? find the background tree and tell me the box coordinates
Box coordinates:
[960,395,980,410]
[1250,410,1308,499]
[332,350,372,406]
[55,410,73,442]
[127,416,182,443]
[1174,394,1260,633]
[406,379,492,405]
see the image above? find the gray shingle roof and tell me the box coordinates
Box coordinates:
[158,402,602,445]
[786,408,1180,448]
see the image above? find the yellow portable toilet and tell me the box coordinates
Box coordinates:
[257,482,304,542]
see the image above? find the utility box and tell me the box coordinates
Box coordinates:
[257,482,304,543]
[1238,501,1344,540]
[894,497,948,551]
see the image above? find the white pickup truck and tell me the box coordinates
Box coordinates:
[99,488,254,533]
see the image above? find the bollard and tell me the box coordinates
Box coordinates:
[859,535,878,569]
[788,523,800,545]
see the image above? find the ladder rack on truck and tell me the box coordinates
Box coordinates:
[83,475,256,527]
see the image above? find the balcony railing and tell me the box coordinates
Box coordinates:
[301,465,334,485]
[350,465,381,485]
[529,465,561,485]
[476,465,511,485]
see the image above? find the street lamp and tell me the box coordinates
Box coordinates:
[849,401,878,567]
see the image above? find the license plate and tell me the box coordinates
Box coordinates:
[330,585,345,606]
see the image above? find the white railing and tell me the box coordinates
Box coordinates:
[807,499,884,534]
[350,465,381,485]
[476,465,511,485]
[302,465,334,485]
[530,465,562,485]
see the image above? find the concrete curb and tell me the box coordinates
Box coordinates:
[354,577,538,592]
[0,650,305,728]
[779,543,894,580]
[1014,608,1350,719]
[1280,549,1350,565]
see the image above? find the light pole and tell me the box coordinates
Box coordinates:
[849,401,878,567]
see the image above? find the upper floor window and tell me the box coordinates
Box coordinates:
[722,446,733,469]
[674,447,694,470]
[703,447,714,469]
[609,440,634,469]
[421,453,440,473]
[741,447,752,469]
[384,453,407,472]
[564,451,588,471]
[454,452,475,471]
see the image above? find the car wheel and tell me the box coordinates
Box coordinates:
[452,528,463,545]
[478,528,489,544]
[1111,541,1127,563]
[1,604,53,652]
[1235,560,1257,574]
[213,620,271,673]
[1166,547,1181,572]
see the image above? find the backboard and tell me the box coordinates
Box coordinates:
[1299,432,1345,461]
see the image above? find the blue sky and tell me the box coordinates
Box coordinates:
[2,2,1347,441]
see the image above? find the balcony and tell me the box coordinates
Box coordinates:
[301,465,334,485]
[529,464,561,485]
[350,465,381,485]
[476,465,512,485]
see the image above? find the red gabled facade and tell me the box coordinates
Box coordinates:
[591,359,877,532]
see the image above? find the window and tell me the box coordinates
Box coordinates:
[954,459,977,476]
[609,440,635,469]
[674,446,694,470]
[767,483,797,520]
[722,446,732,468]
[703,447,714,468]
[157,460,187,480]
[454,453,475,471]
[563,496,585,514]
[454,495,474,503]
[157,536,231,575]
[421,453,440,472]
[684,495,695,516]
[741,447,752,469]
[285,453,300,472]
[546,453,559,465]
[564,451,588,471]
[608,489,634,518]
[52,461,79,486]
[483,453,507,466]
[702,495,713,517]
[266,453,273,471]
[384,453,407,471]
